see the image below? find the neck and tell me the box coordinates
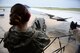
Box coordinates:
[17,23,28,32]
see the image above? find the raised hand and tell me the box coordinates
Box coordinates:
[35,20,41,30]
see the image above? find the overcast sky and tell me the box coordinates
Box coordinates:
[0,0,80,8]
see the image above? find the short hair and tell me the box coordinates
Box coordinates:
[10,3,31,25]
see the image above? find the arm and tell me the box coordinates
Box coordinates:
[72,29,80,43]
[3,32,9,48]
[35,31,50,48]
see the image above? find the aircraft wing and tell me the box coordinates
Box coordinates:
[29,8,55,16]
[29,8,72,21]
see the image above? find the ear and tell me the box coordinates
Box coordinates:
[70,21,75,30]
[70,21,74,27]
[75,22,77,28]
[71,21,74,25]
[75,22,77,25]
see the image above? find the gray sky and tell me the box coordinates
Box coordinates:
[0,0,80,8]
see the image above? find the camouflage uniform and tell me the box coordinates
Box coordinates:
[69,29,80,53]
[3,26,50,53]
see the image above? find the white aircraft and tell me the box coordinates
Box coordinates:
[25,5,80,28]
[29,7,72,21]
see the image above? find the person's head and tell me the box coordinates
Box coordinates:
[10,3,31,25]
[70,21,77,30]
